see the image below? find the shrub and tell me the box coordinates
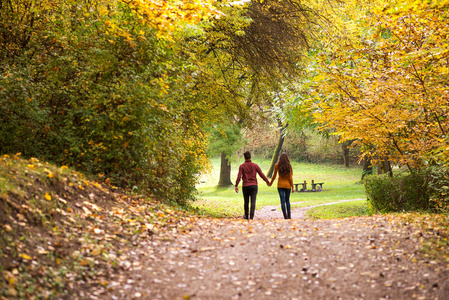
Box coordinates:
[427,166,449,214]
[364,171,430,213]
[0,2,209,205]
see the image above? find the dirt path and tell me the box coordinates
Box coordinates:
[105,213,449,300]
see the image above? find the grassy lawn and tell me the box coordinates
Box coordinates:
[305,200,371,220]
[192,157,367,218]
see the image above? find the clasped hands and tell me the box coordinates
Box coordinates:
[235,182,272,193]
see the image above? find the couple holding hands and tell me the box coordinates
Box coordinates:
[235,151,294,220]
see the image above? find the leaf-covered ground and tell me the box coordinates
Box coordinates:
[0,154,201,299]
[109,216,449,300]
[1,155,449,299]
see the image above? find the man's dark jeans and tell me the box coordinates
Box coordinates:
[242,185,258,219]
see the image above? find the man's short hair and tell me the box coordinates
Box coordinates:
[244,151,251,160]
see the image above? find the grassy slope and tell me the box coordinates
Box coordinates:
[0,154,201,299]
[193,158,367,218]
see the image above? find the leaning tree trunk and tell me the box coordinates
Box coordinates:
[267,123,287,178]
[218,152,233,187]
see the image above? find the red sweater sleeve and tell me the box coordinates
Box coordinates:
[256,164,269,184]
[235,165,243,187]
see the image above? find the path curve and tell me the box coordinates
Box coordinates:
[254,199,366,220]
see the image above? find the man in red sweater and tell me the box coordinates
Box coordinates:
[235,151,270,220]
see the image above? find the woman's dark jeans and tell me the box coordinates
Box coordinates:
[242,185,258,219]
[278,188,291,219]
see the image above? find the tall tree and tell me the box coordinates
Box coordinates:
[193,0,321,184]
[302,0,449,171]
[0,0,223,203]
[206,124,246,187]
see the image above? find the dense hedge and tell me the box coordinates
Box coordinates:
[364,167,449,214]
[364,172,430,213]
[427,166,449,214]
[0,2,208,204]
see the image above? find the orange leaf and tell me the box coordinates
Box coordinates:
[80,259,89,266]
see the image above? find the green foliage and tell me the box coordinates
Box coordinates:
[427,166,449,214]
[364,172,430,213]
[365,166,449,214]
[207,124,246,161]
[0,1,213,204]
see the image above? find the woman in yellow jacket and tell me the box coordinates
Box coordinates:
[269,153,294,219]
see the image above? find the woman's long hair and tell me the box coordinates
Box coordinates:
[278,153,292,176]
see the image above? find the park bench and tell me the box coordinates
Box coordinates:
[293,180,324,192]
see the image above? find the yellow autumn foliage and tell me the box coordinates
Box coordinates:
[305,0,449,169]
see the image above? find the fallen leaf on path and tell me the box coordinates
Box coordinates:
[20,253,32,260]
[200,247,216,252]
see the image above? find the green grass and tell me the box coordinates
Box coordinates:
[192,157,367,218]
[304,200,371,220]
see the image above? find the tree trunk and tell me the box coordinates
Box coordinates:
[341,140,353,167]
[267,124,287,178]
[218,152,233,187]
[377,157,393,177]
[361,157,373,180]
